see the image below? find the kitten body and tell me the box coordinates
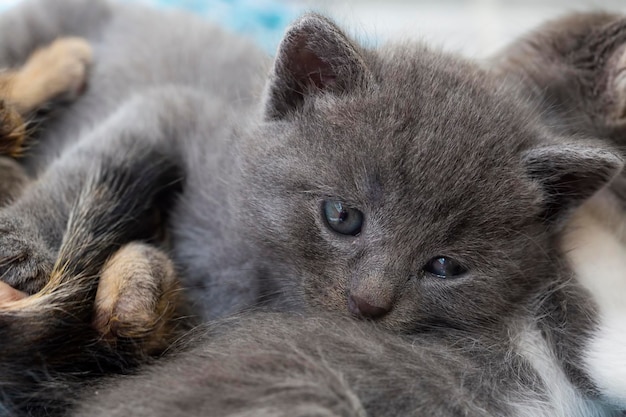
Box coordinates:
[0,1,623,415]
[0,0,269,310]
[74,313,620,417]
[494,13,626,409]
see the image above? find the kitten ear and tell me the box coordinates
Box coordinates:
[264,13,372,120]
[579,17,626,122]
[523,142,623,222]
[609,46,626,120]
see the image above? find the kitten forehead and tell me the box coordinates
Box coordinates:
[311,44,543,153]
[296,49,542,194]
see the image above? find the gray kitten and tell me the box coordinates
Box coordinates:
[0,1,624,415]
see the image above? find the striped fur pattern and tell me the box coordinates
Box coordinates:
[0,147,183,416]
[0,34,190,415]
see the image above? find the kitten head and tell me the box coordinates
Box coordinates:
[493,12,626,142]
[240,14,623,332]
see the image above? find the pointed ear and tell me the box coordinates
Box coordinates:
[609,45,626,120]
[523,142,623,221]
[264,13,373,120]
[579,16,626,122]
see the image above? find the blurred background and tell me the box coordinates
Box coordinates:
[0,0,625,57]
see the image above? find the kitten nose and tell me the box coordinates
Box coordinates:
[348,294,391,319]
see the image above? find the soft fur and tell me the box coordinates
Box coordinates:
[494,12,626,410]
[0,28,187,415]
[74,313,611,417]
[0,1,623,416]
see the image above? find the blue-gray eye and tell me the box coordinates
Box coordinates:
[322,200,363,236]
[422,257,467,278]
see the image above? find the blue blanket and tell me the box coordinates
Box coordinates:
[0,0,302,53]
[124,0,301,53]
[166,0,301,53]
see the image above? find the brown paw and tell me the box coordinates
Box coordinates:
[11,37,93,113]
[93,243,182,355]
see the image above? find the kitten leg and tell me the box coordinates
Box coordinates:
[0,37,92,158]
[0,89,198,294]
[0,241,185,357]
[0,37,93,115]
[94,242,184,356]
[0,146,182,416]
[0,241,184,357]
[0,157,29,205]
[0,243,181,355]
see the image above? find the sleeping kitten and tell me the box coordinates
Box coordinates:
[0,1,622,415]
[0,30,187,416]
[0,36,93,298]
[0,147,185,416]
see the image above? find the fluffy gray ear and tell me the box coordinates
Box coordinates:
[523,142,624,221]
[264,13,372,120]
[609,46,626,120]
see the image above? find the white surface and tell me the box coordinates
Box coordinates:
[2,0,626,57]
[563,196,626,409]
[304,0,626,57]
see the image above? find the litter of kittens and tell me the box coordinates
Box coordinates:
[0,1,624,416]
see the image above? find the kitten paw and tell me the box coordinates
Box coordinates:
[0,215,55,295]
[93,243,182,355]
[12,37,93,113]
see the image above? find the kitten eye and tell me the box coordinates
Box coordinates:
[322,200,363,236]
[422,257,467,278]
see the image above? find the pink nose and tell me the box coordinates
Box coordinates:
[347,294,391,319]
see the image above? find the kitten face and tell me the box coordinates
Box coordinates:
[235,14,621,329]
[246,72,543,330]
[240,15,622,332]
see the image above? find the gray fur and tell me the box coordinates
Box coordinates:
[0,0,269,309]
[0,1,623,415]
[73,312,620,417]
[492,12,626,208]
[0,0,610,327]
